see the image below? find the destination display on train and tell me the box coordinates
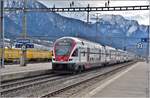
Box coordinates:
[57,42,71,45]
[57,39,72,46]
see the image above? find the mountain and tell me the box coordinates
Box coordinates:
[3,0,149,56]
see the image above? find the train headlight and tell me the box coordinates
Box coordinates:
[52,58,55,61]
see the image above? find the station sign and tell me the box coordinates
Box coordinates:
[15,43,23,48]
[141,38,149,43]
[26,43,34,48]
[15,39,34,49]
[16,39,30,44]
[15,43,34,48]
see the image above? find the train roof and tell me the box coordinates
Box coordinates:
[56,36,102,47]
[104,46,116,50]
[56,36,82,43]
[55,37,117,50]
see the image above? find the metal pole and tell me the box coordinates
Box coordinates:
[147,0,150,63]
[23,0,27,39]
[96,13,98,42]
[91,13,101,42]
[146,1,150,98]
[20,0,27,66]
[87,4,90,23]
[0,0,4,68]
[95,13,100,43]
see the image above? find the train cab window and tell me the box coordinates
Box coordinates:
[72,49,78,57]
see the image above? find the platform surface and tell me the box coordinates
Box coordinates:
[0,62,52,81]
[0,62,52,75]
[84,62,150,97]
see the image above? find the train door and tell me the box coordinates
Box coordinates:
[110,50,115,64]
[72,48,79,63]
[114,50,117,63]
[87,47,90,62]
[101,46,105,64]
[78,47,81,62]
[99,49,101,62]
[104,47,107,64]
[109,50,111,62]
[80,47,87,62]
[116,51,119,62]
[113,50,116,62]
[108,50,111,63]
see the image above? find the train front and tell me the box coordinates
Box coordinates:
[52,38,76,72]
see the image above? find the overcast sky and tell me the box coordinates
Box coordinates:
[39,0,149,25]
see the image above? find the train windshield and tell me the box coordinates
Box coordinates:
[55,39,74,56]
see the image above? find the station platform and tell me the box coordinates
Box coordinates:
[0,62,52,82]
[82,62,149,97]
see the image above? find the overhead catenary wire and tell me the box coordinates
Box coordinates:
[3,5,149,12]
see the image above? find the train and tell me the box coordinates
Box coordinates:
[52,37,135,73]
[0,48,52,63]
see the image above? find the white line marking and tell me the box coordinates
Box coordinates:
[85,63,138,97]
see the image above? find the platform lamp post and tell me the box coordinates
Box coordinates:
[20,0,27,66]
[0,0,4,68]
[146,2,150,63]
[145,2,150,98]
[146,26,150,98]
[146,2,150,98]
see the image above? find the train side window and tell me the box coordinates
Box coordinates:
[72,49,78,56]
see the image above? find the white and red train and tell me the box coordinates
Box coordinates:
[52,37,135,73]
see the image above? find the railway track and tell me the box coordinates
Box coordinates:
[1,61,136,97]
[1,69,96,97]
[41,61,136,97]
[1,74,57,89]
[0,73,66,96]
[1,66,106,97]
